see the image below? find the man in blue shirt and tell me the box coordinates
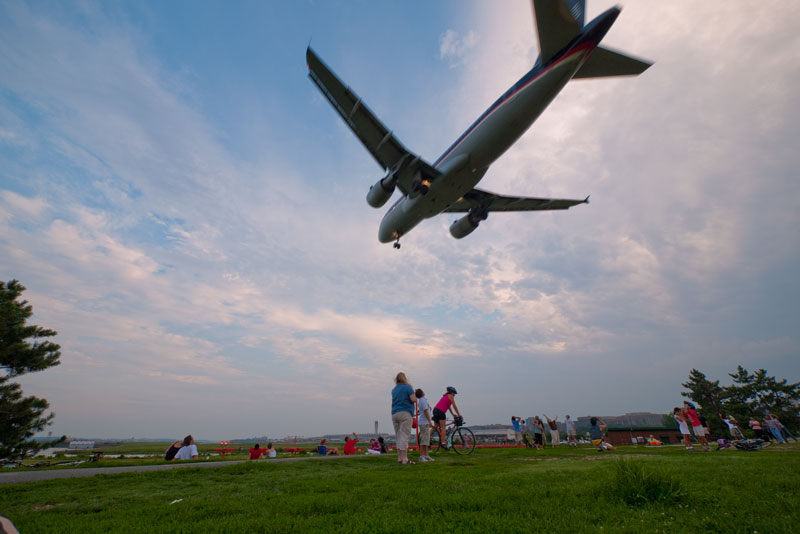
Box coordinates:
[511,416,523,446]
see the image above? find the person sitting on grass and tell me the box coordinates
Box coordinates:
[164,439,184,461]
[343,432,359,455]
[266,442,277,458]
[173,435,199,460]
[317,438,339,456]
[366,438,381,455]
[378,436,388,454]
[249,443,265,460]
[589,418,615,452]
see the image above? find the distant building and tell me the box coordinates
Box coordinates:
[604,427,683,446]
[68,440,95,449]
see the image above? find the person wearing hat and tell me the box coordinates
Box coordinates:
[432,386,462,450]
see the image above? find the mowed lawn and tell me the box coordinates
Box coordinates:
[2,444,799,533]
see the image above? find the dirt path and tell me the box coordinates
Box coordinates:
[0,454,368,484]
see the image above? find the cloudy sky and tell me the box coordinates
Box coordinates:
[2,1,798,440]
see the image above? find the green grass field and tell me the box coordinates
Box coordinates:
[2,443,799,533]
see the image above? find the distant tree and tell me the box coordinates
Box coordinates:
[1,280,62,459]
[727,366,800,432]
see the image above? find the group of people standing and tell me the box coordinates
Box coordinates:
[743,414,796,444]
[511,414,579,449]
[675,401,797,449]
[391,372,462,465]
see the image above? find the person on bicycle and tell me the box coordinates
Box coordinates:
[433,386,462,450]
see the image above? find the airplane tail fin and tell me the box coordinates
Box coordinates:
[573,46,652,78]
[532,0,585,63]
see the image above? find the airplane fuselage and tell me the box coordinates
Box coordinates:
[378,7,620,244]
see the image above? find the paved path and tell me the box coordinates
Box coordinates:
[0,454,367,485]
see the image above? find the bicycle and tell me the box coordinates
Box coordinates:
[430,416,476,455]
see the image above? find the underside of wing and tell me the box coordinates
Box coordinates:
[443,188,589,213]
[532,0,585,63]
[307,47,439,195]
[307,47,409,172]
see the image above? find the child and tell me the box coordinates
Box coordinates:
[674,407,692,450]
[433,386,462,450]
[416,389,434,462]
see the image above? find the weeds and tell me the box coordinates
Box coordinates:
[612,458,685,506]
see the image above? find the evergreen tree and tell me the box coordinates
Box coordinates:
[1,280,62,459]
[728,366,800,432]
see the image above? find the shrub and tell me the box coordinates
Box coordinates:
[612,459,685,506]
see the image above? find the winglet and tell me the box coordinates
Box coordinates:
[584,195,590,204]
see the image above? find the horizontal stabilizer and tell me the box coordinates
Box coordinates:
[573,46,651,79]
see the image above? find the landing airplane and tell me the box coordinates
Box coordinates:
[307,0,651,248]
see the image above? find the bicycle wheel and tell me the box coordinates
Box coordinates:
[451,427,476,455]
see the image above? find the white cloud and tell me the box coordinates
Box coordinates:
[439,29,478,66]
[2,1,799,439]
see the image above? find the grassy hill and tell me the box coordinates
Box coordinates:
[2,443,798,533]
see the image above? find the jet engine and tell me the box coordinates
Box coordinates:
[366,174,397,208]
[449,210,487,239]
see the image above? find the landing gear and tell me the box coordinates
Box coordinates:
[393,240,401,249]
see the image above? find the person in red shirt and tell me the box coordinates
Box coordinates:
[343,432,359,455]
[249,443,265,460]
[684,402,710,451]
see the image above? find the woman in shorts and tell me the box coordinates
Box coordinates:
[432,386,461,451]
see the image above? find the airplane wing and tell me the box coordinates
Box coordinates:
[307,47,439,194]
[532,0,585,63]
[443,188,589,213]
